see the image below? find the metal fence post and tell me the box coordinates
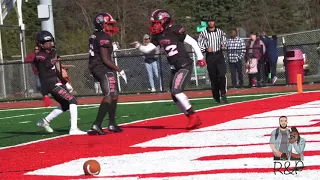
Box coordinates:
[157,60,163,91]
[113,51,121,92]
[158,54,164,92]
[260,45,266,85]
[317,41,320,75]
[191,49,198,86]
[283,39,289,85]
[0,63,5,98]
[0,6,7,98]
[20,25,29,98]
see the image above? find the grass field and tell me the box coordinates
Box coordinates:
[0,92,287,148]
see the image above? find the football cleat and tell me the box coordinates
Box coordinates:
[37,119,53,133]
[221,95,228,104]
[91,125,107,135]
[108,124,123,133]
[186,114,202,129]
[69,128,87,135]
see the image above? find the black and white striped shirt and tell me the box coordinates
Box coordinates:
[197,28,227,53]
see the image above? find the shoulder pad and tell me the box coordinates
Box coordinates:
[171,24,185,34]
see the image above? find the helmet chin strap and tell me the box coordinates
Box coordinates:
[40,44,54,52]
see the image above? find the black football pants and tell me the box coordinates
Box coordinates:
[206,52,227,102]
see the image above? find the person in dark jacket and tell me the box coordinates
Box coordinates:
[245,32,266,87]
[260,33,278,84]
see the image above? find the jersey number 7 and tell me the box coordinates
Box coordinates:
[165,45,178,57]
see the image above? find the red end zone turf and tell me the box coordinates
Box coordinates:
[0,92,320,179]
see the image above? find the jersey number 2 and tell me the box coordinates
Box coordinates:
[165,45,178,57]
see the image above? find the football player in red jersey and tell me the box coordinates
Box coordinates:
[88,13,127,135]
[131,9,206,129]
[35,30,86,135]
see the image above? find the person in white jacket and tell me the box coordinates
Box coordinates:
[141,34,161,92]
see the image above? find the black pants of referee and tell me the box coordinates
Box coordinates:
[206,51,227,102]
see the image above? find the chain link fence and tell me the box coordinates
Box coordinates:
[0,29,320,100]
[241,29,320,86]
[274,30,320,85]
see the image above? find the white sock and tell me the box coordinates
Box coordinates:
[44,107,63,122]
[69,104,78,129]
[94,83,99,94]
[98,85,102,93]
[176,101,187,115]
[174,93,192,111]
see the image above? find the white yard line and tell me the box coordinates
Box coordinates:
[0,92,292,112]
[19,121,31,124]
[0,107,97,121]
[0,91,297,150]
[0,113,35,120]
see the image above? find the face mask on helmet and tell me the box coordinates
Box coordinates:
[149,10,172,35]
[149,20,163,35]
[37,32,55,51]
[103,21,119,35]
[98,14,119,36]
[40,40,54,51]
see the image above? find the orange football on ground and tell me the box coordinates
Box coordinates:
[83,159,101,175]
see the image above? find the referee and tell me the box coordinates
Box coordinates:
[198,16,228,103]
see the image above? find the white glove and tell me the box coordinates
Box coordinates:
[130,41,141,49]
[118,70,127,84]
[65,82,73,93]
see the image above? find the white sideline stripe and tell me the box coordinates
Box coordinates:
[0,113,35,120]
[0,92,292,112]
[0,104,98,112]
[0,107,97,121]
[0,92,296,150]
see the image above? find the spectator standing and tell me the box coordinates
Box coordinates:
[245,32,266,87]
[260,32,278,84]
[226,28,246,88]
[142,34,160,92]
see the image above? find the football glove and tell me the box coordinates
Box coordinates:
[55,83,62,86]
[130,41,141,48]
[118,70,127,84]
[65,82,73,93]
[197,59,206,67]
[55,82,73,93]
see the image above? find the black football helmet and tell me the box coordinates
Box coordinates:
[36,30,54,45]
[149,9,173,34]
[36,30,55,50]
[94,13,119,35]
